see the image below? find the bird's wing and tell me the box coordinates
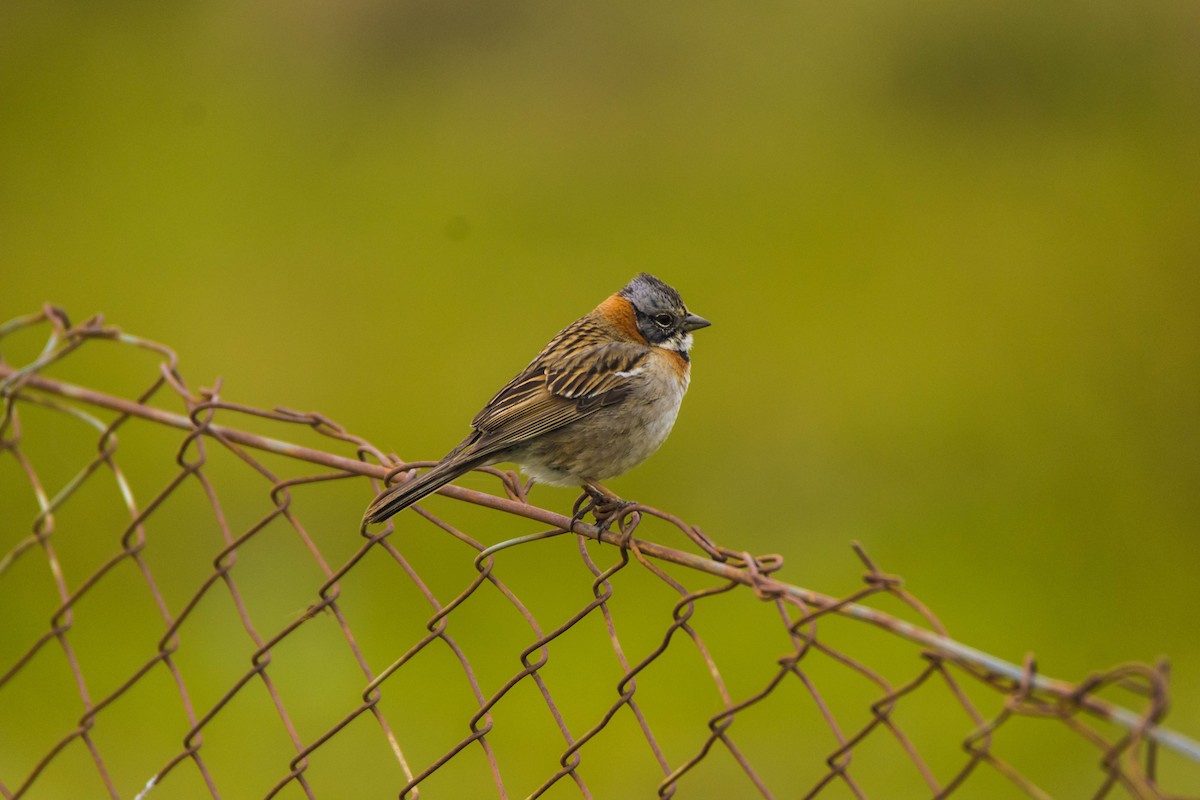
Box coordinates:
[466,341,649,453]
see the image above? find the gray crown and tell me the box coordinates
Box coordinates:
[619,273,684,314]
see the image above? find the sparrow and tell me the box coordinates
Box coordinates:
[363,273,710,525]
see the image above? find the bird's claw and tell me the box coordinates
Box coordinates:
[570,484,635,534]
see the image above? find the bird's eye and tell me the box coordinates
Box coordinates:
[653,313,674,328]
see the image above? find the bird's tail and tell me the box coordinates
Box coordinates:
[363,456,483,524]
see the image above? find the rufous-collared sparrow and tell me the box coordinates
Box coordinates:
[363,273,710,524]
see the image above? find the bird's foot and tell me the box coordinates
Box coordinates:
[569,492,597,530]
[591,496,636,526]
[576,482,636,532]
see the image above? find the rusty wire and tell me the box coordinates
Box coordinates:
[1,305,1197,799]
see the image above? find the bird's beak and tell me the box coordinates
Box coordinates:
[682,313,711,331]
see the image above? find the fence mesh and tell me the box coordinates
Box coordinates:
[1,305,1197,799]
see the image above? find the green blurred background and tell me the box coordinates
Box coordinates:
[3,0,1199,796]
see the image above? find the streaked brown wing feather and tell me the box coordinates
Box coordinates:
[545,342,647,399]
[465,340,648,456]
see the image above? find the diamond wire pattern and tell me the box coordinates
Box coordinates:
[0,306,1196,799]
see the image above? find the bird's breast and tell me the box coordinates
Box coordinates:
[515,354,690,485]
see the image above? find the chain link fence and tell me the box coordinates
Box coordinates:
[1,306,1198,799]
